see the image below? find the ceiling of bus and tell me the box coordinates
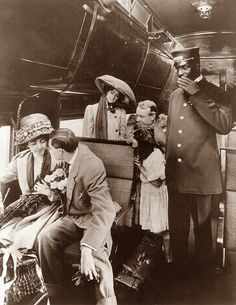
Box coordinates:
[147,0,236,36]
[0,0,236,119]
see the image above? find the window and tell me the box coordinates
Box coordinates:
[60,119,84,136]
[131,1,151,29]
[0,126,11,176]
[117,0,151,30]
[117,0,130,10]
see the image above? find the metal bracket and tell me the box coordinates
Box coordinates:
[147,30,171,43]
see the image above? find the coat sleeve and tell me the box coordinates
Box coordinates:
[190,90,233,135]
[154,123,166,147]
[0,154,19,185]
[0,153,19,196]
[80,157,116,250]
[82,105,95,138]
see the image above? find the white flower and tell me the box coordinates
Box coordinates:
[49,172,57,181]
[57,178,68,191]
[39,167,67,194]
[44,175,51,183]
[54,168,65,178]
[50,181,58,189]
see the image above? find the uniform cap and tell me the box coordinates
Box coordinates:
[172,47,200,66]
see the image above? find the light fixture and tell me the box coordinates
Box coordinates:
[191,0,217,19]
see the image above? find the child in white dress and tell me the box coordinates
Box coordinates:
[130,100,172,263]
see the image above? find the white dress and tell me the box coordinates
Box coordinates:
[139,148,169,233]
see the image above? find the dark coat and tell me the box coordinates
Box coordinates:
[166,78,233,194]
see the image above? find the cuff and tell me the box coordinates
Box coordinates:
[80,243,97,252]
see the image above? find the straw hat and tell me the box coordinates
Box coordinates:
[95,75,136,105]
[15,113,54,145]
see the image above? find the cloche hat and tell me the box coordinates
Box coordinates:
[14,92,56,145]
[15,113,54,145]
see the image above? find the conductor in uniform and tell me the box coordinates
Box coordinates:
[166,47,233,276]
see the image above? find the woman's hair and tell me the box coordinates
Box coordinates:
[29,134,49,143]
[134,128,156,162]
[50,128,78,152]
[103,84,126,104]
[103,84,114,94]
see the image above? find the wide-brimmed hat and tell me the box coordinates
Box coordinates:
[95,75,136,105]
[15,113,54,145]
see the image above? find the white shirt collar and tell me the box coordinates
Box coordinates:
[194,74,203,82]
[68,147,78,168]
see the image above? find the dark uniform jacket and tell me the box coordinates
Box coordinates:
[166,78,233,194]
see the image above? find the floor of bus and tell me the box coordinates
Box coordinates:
[44,217,236,305]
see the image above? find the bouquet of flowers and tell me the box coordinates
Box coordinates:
[0,168,68,230]
[43,168,68,194]
[34,166,68,206]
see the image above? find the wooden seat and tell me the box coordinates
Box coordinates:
[63,138,135,267]
[216,148,236,272]
[1,180,22,208]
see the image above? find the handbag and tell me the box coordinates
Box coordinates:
[0,194,51,228]
[0,250,47,305]
[115,233,161,291]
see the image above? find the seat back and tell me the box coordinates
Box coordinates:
[226,129,236,148]
[79,138,135,226]
[63,138,135,266]
[224,149,236,253]
[218,148,236,271]
[1,180,22,207]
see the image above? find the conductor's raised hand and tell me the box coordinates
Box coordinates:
[178,76,200,96]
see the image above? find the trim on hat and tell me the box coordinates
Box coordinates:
[173,56,194,62]
[15,120,54,145]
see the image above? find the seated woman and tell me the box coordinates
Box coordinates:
[83,74,136,140]
[0,112,65,304]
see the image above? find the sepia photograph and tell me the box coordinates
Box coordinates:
[0,0,236,304]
